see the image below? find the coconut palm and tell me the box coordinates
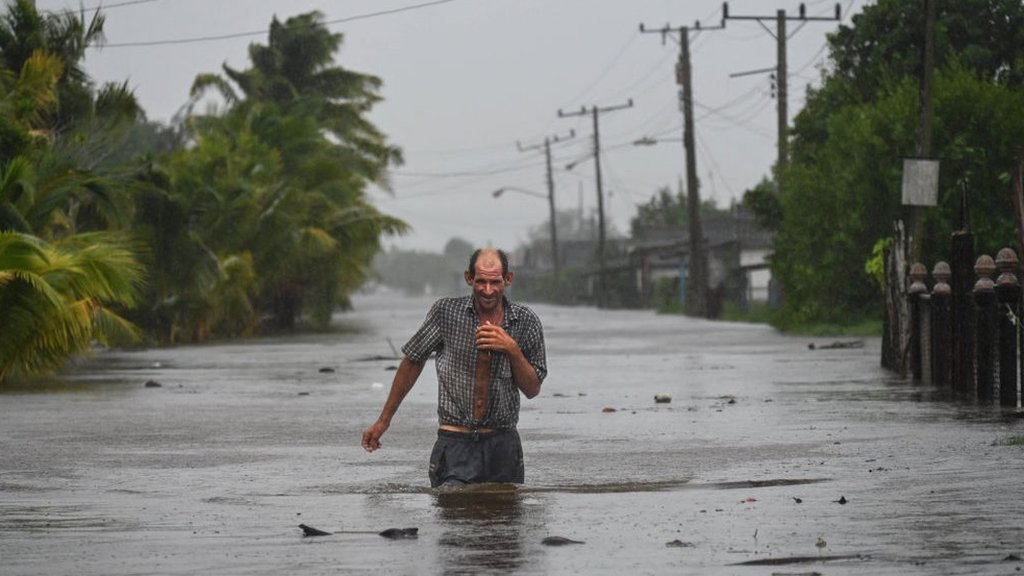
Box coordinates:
[0,1,148,380]
[0,230,143,383]
[173,12,406,334]
[0,0,108,135]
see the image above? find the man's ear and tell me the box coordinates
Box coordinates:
[504,271,514,285]
[464,270,474,285]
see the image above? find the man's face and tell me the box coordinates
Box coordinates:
[466,254,509,313]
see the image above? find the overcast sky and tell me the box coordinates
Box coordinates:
[37,0,871,254]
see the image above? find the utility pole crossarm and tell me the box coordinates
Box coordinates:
[516,129,574,154]
[723,2,842,22]
[557,100,634,119]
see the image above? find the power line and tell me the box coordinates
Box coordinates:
[52,0,162,13]
[391,160,544,179]
[102,0,458,48]
[558,31,640,110]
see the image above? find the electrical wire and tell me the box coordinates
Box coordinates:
[102,0,459,47]
[558,30,640,109]
[49,0,161,13]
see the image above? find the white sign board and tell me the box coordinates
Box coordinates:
[901,158,939,206]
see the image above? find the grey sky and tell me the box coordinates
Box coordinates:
[37,0,870,253]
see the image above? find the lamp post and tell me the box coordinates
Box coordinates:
[634,134,708,317]
[493,186,560,286]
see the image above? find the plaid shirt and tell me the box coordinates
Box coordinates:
[402,295,547,429]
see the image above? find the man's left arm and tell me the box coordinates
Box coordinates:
[475,321,543,399]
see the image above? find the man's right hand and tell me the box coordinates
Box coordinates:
[361,420,388,452]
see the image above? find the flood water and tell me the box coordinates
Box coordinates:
[2,291,1023,575]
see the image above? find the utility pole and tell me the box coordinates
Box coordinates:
[558,99,633,308]
[640,17,725,318]
[724,3,841,193]
[516,129,575,294]
[911,0,936,262]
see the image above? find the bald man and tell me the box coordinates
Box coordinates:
[361,248,547,487]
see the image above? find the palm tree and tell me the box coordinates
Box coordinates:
[177,12,407,333]
[191,10,402,180]
[0,0,109,135]
[0,230,143,383]
[0,1,149,380]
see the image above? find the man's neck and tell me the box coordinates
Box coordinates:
[474,297,504,325]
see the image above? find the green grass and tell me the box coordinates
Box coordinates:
[992,435,1024,447]
[719,302,774,324]
[783,319,883,337]
[659,299,884,338]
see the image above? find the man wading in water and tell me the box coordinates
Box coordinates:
[361,248,547,487]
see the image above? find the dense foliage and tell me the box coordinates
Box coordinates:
[0,3,404,381]
[768,0,1024,328]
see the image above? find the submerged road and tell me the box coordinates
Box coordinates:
[1,291,1022,575]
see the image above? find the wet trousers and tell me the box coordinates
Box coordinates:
[428,428,524,488]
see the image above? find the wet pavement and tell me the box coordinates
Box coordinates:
[2,291,1023,575]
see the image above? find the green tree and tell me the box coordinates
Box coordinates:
[137,11,406,339]
[741,177,781,232]
[0,230,143,382]
[775,0,1024,327]
[0,1,147,381]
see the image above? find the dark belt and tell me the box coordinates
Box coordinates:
[438,425,507,441]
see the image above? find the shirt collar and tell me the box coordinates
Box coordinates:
[463,294,519,322]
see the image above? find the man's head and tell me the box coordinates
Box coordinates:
[465,248,512,314]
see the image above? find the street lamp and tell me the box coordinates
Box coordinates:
[633,133,707,317]
[633,136,683,146]
[492,186,560,285]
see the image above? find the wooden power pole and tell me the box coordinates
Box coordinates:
[724,3,841,193]
[640,17,725,317]
[558,100,633,308]
[516,130,575,293]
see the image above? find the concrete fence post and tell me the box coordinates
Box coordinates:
[909,263,929,382]
[951,231,975,399]
[973,255,996,404]
[930,262,952,390]
[995,248,1020,408]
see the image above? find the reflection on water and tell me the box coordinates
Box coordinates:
[434,484,540,575]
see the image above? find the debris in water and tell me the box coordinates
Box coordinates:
[665,539,695,548]
[379,527,418,539]
[371,382,385,391]
[298,524,418,539]
[318,367,335,373]
[792,497,803,504]
[602,406,617,413]
[654,393,672,404]
[1003,554,1022,562]
[731,554,860,566]
[144,380,162,388]
[815,536,827,550]
[542,536,585,546]
[808,340,864,350]
[299,524,332,537]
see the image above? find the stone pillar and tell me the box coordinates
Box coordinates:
[909,263,929,382]
[973,255,996,404]
[995,248,1020,408]
[930,262,952,391]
